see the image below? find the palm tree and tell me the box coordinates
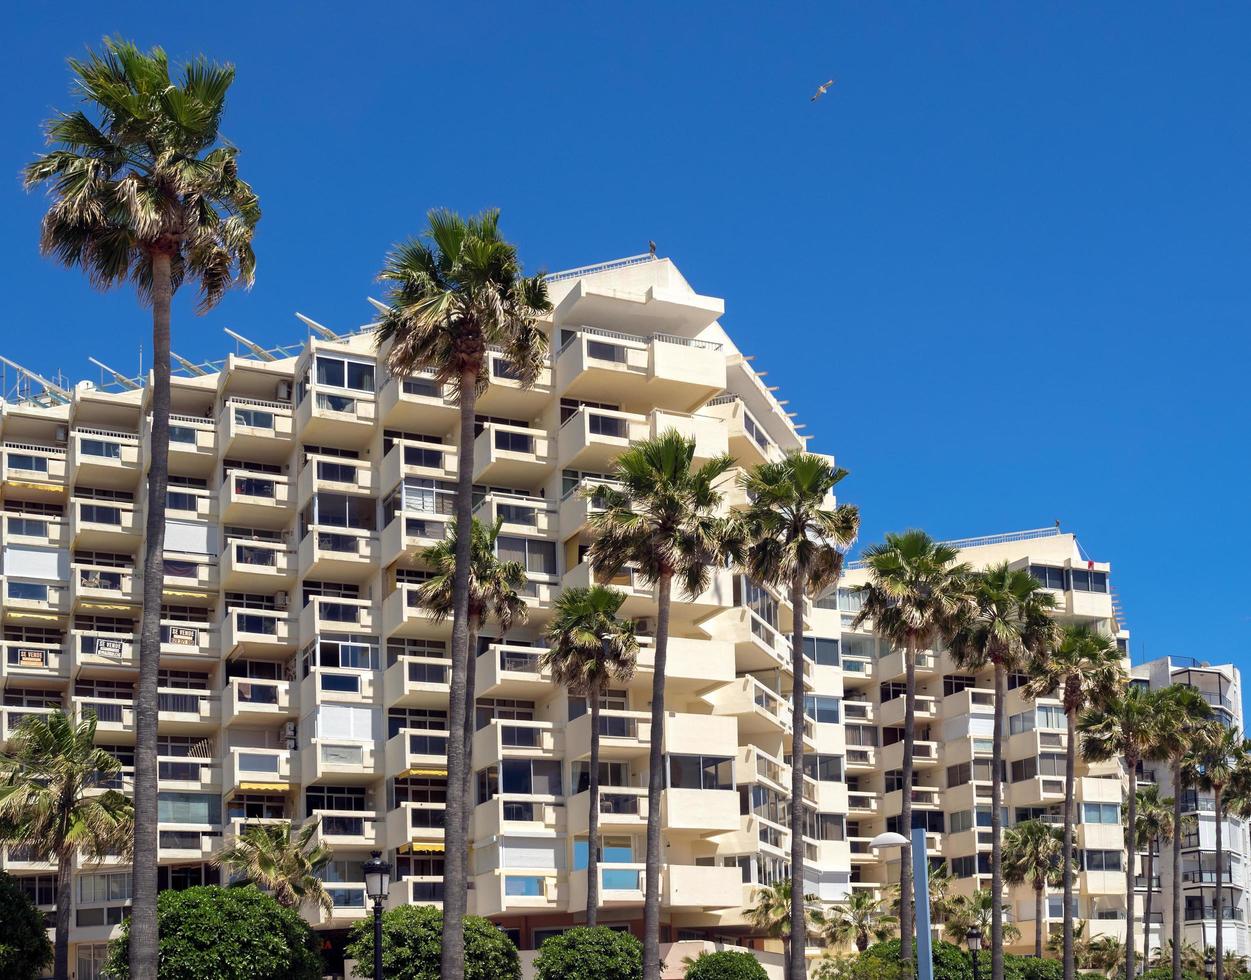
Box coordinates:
[1153,685,1213,980]
[1024,624,1126,980]
[950,564,1060,980]
[1087,935,1129,978]
[1181,723,1249,980]
[413,517,528,841]
[850,530,972,970]
[1152,939,1204,974]
[748,880,820,969]
[1050,918,1092,965]
[25,39,260,975]
[587,430,739,979]
[375,208,549,980]
[1134,785,1177,970]
[541,585,638,925]
[213,819,333,914]
[822,890,897,952]
[741,453,859,980]
[1002,818,1065,958]
[943,889,1022,947]
[0,712,133,980]
[1080,685,1171,980]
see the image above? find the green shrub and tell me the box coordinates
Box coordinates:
[1078,973,1107,980]
[346,903,519,980]
[0,872,52,980]
[104,885,321,980]
[684,949,769,980]
[533,926,642,980]
[1139,969,1205,980]
[1002,955,1065,980]
[814,955,907,980]
[864,939,971,980]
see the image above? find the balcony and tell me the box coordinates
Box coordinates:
[75,698,136,741]
[298,596,375,644]
[561,561,657,620]
[472,422,552,486]
[222,608,297,657]
[876,648,938,682]
[380,440,458,490]
[382,654,452,708]
[662,787,740,835]
[472,719,560,770]
[2,441,68,496]
[384,800,447,853]
[3,579,70,620]
[842,699,874,724]
[68,428,141,489]
[648,409,729,462]
[380,509,453,564]
[1,640,68,685]
[384,728,449,779]
[473,869,563,917]
[157,753,220,792]
[664,711,739,756]
[883,785,942,813]
[723,607,812,680]
[307,809,379,848]
[846,746,876,772]
[554,329,726,412]
[472,493,554,537]
[557,407,648,471]
[1010,775,1068,807]
[0,704,57,743]
[71,628,137,670]
[567,787,648,837]
[709,675,793,738]
[150,414,216,477]
[382,584,447,640]
[634,636,736,693]
[3,510,68,548]
[221,540,296,591]
[223,677,294,726]
[162,553,218,601]
[377,372,458,432]
[224,747,292,795]
[71,499,140,550]
[475,347,554,417]
[878,694,938,729]
[566,708,652,762]
[219,470,294,526]
[474,644,551,699]
[156,687,218,734]
[473,795,563,841]
[297,527,378,583]
[663,864,743,910]
[158,826,220,862]
[71,564,139,610]
[943,687,996,718]
[701,396,783,468]
[296,387,377,443]
[217,398,295,462]
[881,739,939,771]
[300,665,377,710]
[297,454,375,509]
[301,738,380,785]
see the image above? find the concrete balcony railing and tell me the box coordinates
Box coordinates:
[878,694,938,729]
[306,809,380,849]
[665,712,738,757]
[842,699,874,724]
[383,655,452,708]
[565,709,652,762]
[649,409,729,462]
[663,864,743,910]
[222,608,297,656]
[157,825,220,861]
[880,739,938,772]
[662,787,740,835]
[308,883,370,928]
[72,629,138,669]
[557,476,618,534]
[473,869,564,917]
[3,579,71,617]
[883,785,942,813]
[380,512,454,564]
[297,454,375,508]
[68,427,141,488]
[297,527,378,583]
[381,584,445,639]
[221,539,296,591]
[299,595,376,643]
[218,469,294,525]
[1,640,68,684]
[300,667,377,710]
[474,643,552,699]
[149,414,217,476]
[568,865,645,912]
[556,407,649,472]
[0,705,58,743]
[477,346,553,417]
[75,698,136,739]
[156,688,218,733]
[942,687,996,718]
[71,563,139,608]
[472,422,552,486]
[222,677,294,726]
[223,746,292,795]
[1009,775,1068,807]
[156,754,219,792]
[567,787,648,837]
[472,492,554,537]
[301,739,380,785]
[474,795,564,841]
[162,553,218,597]
[380,440,458,489]
[385,800,447,852]
[876,648,938,682]
[472,719,560,770]
[736,744,790,792]
[709,675,793,738]
[70,499,140,549]
[634,636,736,690]
[384,728,450,778]
[846,746,876,772]
[1,441,68,490]
[296,387,377,442]
[217,397,295,462]
[2,511,68,548]
[701,396,783,469]
[377,372,458,431]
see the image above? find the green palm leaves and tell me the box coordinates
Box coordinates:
[542,586,639,697]
[213,820,334,914]
[415,517,528,634]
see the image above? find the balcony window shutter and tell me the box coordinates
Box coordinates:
[2,545,68,580]
[164,520,217,557]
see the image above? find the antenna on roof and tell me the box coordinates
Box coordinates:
[88,357,141,391]
[224,328,277,362]
[172,353,208,376]
[0,355,72,404]
[366,297,390,315]
[296,312,339,341]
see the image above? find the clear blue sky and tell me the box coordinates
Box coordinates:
[3,3,1248,670]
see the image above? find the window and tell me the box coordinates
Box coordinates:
[816,814,846,841]
[836,588,864,613]
[888,810,944,833]
[1070,568,1109,593]
[1083,803,1120,825]
[668,754,734,790]
[944,675,976,696]
[587,412,629,438]
[885,769,904,793]
[1081,850,1123,872]
[317,459,358,483]
[1029,565,1066,590]
[7,452,49,473]
[81,439,122,459]
[949,809,990,833]
[494,428,535,453]
[78,871,132,904]
[7,581,49,602]
[804,695,840,724]
[157,792,221,825]
[234,407,274,429]
[803,636,840,667]
[167,490,198,513]
[951,855,980,879]
[948,760,998,787]
[497,535,557,577]
[316,355,375,392]
[803,754,844,782]
[586,339,627,363]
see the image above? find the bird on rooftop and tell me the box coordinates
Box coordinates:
[811,79,836,102]
[648,240,657,257]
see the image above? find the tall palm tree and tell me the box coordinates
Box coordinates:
[0,713,133,980]
[748,880,819,969]
[25,39,260,975]
[541,585,638,925]
[213,819,333,913]
[587,430,739,980]
[1152,939,1204,975]
[822,890,897,952]
[950,564,1060,980]
[1080,685,1171,980]
[741,452,859,980]
[1181,723,1249,980]
[375,208,549,980]
[1087,935,1130,978]
[1025,624,1126,980]
[1134,785,1177,969]
[942,889,1022,946]
[850,530,972,971]
[1002,818,1065,958]
[413,517,528,841]
[1153,685,1213,980]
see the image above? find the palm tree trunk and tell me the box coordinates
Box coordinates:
[131,248,172,980]
[587,687,602,927]
[899,637,917,974]
[1143,840,1155,973]
[1173,764,1184,980]
[991,662,1006,980]
[1036,881,1046,959]
[440,370,479,980]
[788,576,808,980]
[1126,755,1139,980]
[53,847,73,980]
[642,570,673,980]
[1064,703,1078,980]
[461,623,479,844]
[1215,792,1225,980]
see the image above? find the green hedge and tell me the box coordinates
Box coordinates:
[346,904,520,980]
[533,927,642,980]
[0,872,52,980]
[684,949,769,980]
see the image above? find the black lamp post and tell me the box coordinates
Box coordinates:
[1205,955,1217,980]
[363,850,391,979]
[968,926,983,980]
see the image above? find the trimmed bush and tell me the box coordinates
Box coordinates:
[1139,970,1205,980]
[1004,955,1065,980]
[346,903,520,980]
[534,926,642,980]
[684,949,769,980]
[0,872,52,980]
[864,939,972,980]
[104,885,322,980]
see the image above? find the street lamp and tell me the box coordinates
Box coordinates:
[967,926,983,980]
[363,850,391,979]
[1205,955,1217,980]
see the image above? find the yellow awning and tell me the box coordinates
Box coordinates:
[81,602,137,612]
[4,480,63,494]
[401,767,448,778]
[400,841,446,854]
[238,781,289,792]
[5,611,62,622]
[163,589,211,599]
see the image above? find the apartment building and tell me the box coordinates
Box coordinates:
[1132,657,1250,957]
[836,529,1132,957]
[0,254,849,977]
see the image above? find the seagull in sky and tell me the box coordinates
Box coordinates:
[811,78,836,102]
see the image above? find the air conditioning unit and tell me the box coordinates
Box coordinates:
[276,380,292,402]
[633,618,655,635]
[274,591,289,609]
[54,424,69,445]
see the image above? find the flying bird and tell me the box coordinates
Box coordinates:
[811,78,836,102]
